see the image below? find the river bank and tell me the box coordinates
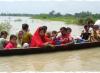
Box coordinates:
[31,16,78,25]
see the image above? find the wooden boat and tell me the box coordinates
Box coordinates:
[0,42,100,56]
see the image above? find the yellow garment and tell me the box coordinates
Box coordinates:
[22,32,32,45]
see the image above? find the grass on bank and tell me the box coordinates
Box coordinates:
[31,14,96,25]
[31,15,78,24]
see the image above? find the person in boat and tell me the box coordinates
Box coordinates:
[30,26,53,47]
[58,27,73,45]
[80,25,91,41]
[45,32,55,45]
[65,27,74,44]
[42,26,47,31]
[90,25,100,42]
[17,23,32,47]
[45,32,52,40]
[0,31,8,49]
[17,31,23,48]
[5,35,17,50]
[51,30,60,45]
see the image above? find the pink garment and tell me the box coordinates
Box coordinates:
[5,42,17,50]
[58,33,73,44]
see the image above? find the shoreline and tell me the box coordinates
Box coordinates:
[0,15,84,26]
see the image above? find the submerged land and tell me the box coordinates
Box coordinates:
[0,11,100,25]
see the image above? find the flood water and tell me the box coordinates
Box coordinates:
[0,16,100,71]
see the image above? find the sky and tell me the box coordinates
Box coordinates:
[0,0,100,14]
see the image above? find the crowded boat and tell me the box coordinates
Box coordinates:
[0,23,100,50]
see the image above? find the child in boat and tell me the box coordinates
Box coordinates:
[80,25,91,41]
[90,25,100,42]
[51,31,60,45]
[18,23,32,47]
[58,27,67,45]
[58,27,73,45]
[30,26,52,47]
[0,31,8,49]
[65,27,74,44]
[45,32,52,40]
[45,32,55,45]
[17,31,23,48]
[5,35,17,50]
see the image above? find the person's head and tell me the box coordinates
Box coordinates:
[39,27,47,36]
[0,31,8,39]
[60,27,67,35]
[18,31,23,39]
[52,31,57,37]
[42,26,47,31]
[89,24,94,28]
[22,23,29,31]
[93,25,99,31]
[84,25,89,31]
[10,35,17,44]
[66,27,72,34]
[46,32,51,38]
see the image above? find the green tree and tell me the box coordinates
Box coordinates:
[49,10,55,16]
[55,12,62,17]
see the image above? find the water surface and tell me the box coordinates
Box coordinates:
[0,16,100,71]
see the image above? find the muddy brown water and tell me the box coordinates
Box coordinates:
[0,16,100,71]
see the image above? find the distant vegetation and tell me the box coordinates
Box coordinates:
[31,11,97,25]
[0,22,12,32]
[0,11,100,25]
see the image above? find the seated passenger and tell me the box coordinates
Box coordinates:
[45,32,54,44]
[30,26,51,47]
[17,31,23,48]
[66,27,74,43]
[90,25,100,42]
[51,31,60,45]
[5,35,17,50]
[0,31,8,49]
[18,23,32,46]
[58,27,73,45]
[80,25,91,41]
[45,32,52,40]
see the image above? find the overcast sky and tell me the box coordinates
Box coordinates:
[0,0,100,14]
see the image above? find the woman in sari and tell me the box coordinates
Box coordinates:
[30,26,53,47]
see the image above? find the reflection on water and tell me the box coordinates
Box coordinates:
[0,48,100,71]
[0,16,100,71]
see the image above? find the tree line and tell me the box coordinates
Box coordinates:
[0,10,100,25]
[0,11,100,18]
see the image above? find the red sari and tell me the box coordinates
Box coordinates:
[30,27,53,47]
